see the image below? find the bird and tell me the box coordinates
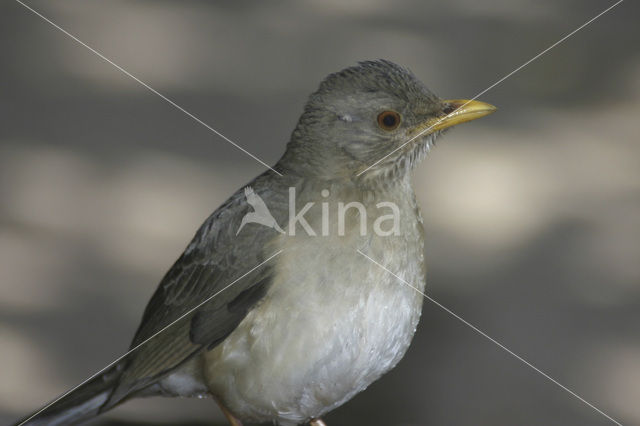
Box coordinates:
[18,60,495,426]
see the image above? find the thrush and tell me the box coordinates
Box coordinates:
[19,60,495,426]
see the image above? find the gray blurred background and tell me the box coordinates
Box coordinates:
[1,0,639,425]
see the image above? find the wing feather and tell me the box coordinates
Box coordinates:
[103,173,288,407]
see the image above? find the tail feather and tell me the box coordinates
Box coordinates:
[15,364,124,426]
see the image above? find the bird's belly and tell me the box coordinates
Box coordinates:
[202,235,425,425]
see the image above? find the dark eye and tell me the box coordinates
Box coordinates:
[377,110,401,131]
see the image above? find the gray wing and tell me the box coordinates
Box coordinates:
[105,173,289,406]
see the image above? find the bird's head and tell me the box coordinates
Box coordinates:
[279,60,496,180]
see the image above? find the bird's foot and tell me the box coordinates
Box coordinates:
[220,407,243,426]
[214,396,243,426]
[310,419,327,426]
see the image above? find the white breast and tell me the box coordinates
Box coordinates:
[203,191,426,425]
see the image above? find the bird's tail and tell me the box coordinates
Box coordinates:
[15,363,124,426]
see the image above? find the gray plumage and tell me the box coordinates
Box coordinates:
[19,60,495,426]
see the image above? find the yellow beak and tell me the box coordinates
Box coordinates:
[415,99,497,134]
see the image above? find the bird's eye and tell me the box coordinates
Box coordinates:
[377,110,401,131]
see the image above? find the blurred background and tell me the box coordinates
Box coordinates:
[1,0,639,425]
